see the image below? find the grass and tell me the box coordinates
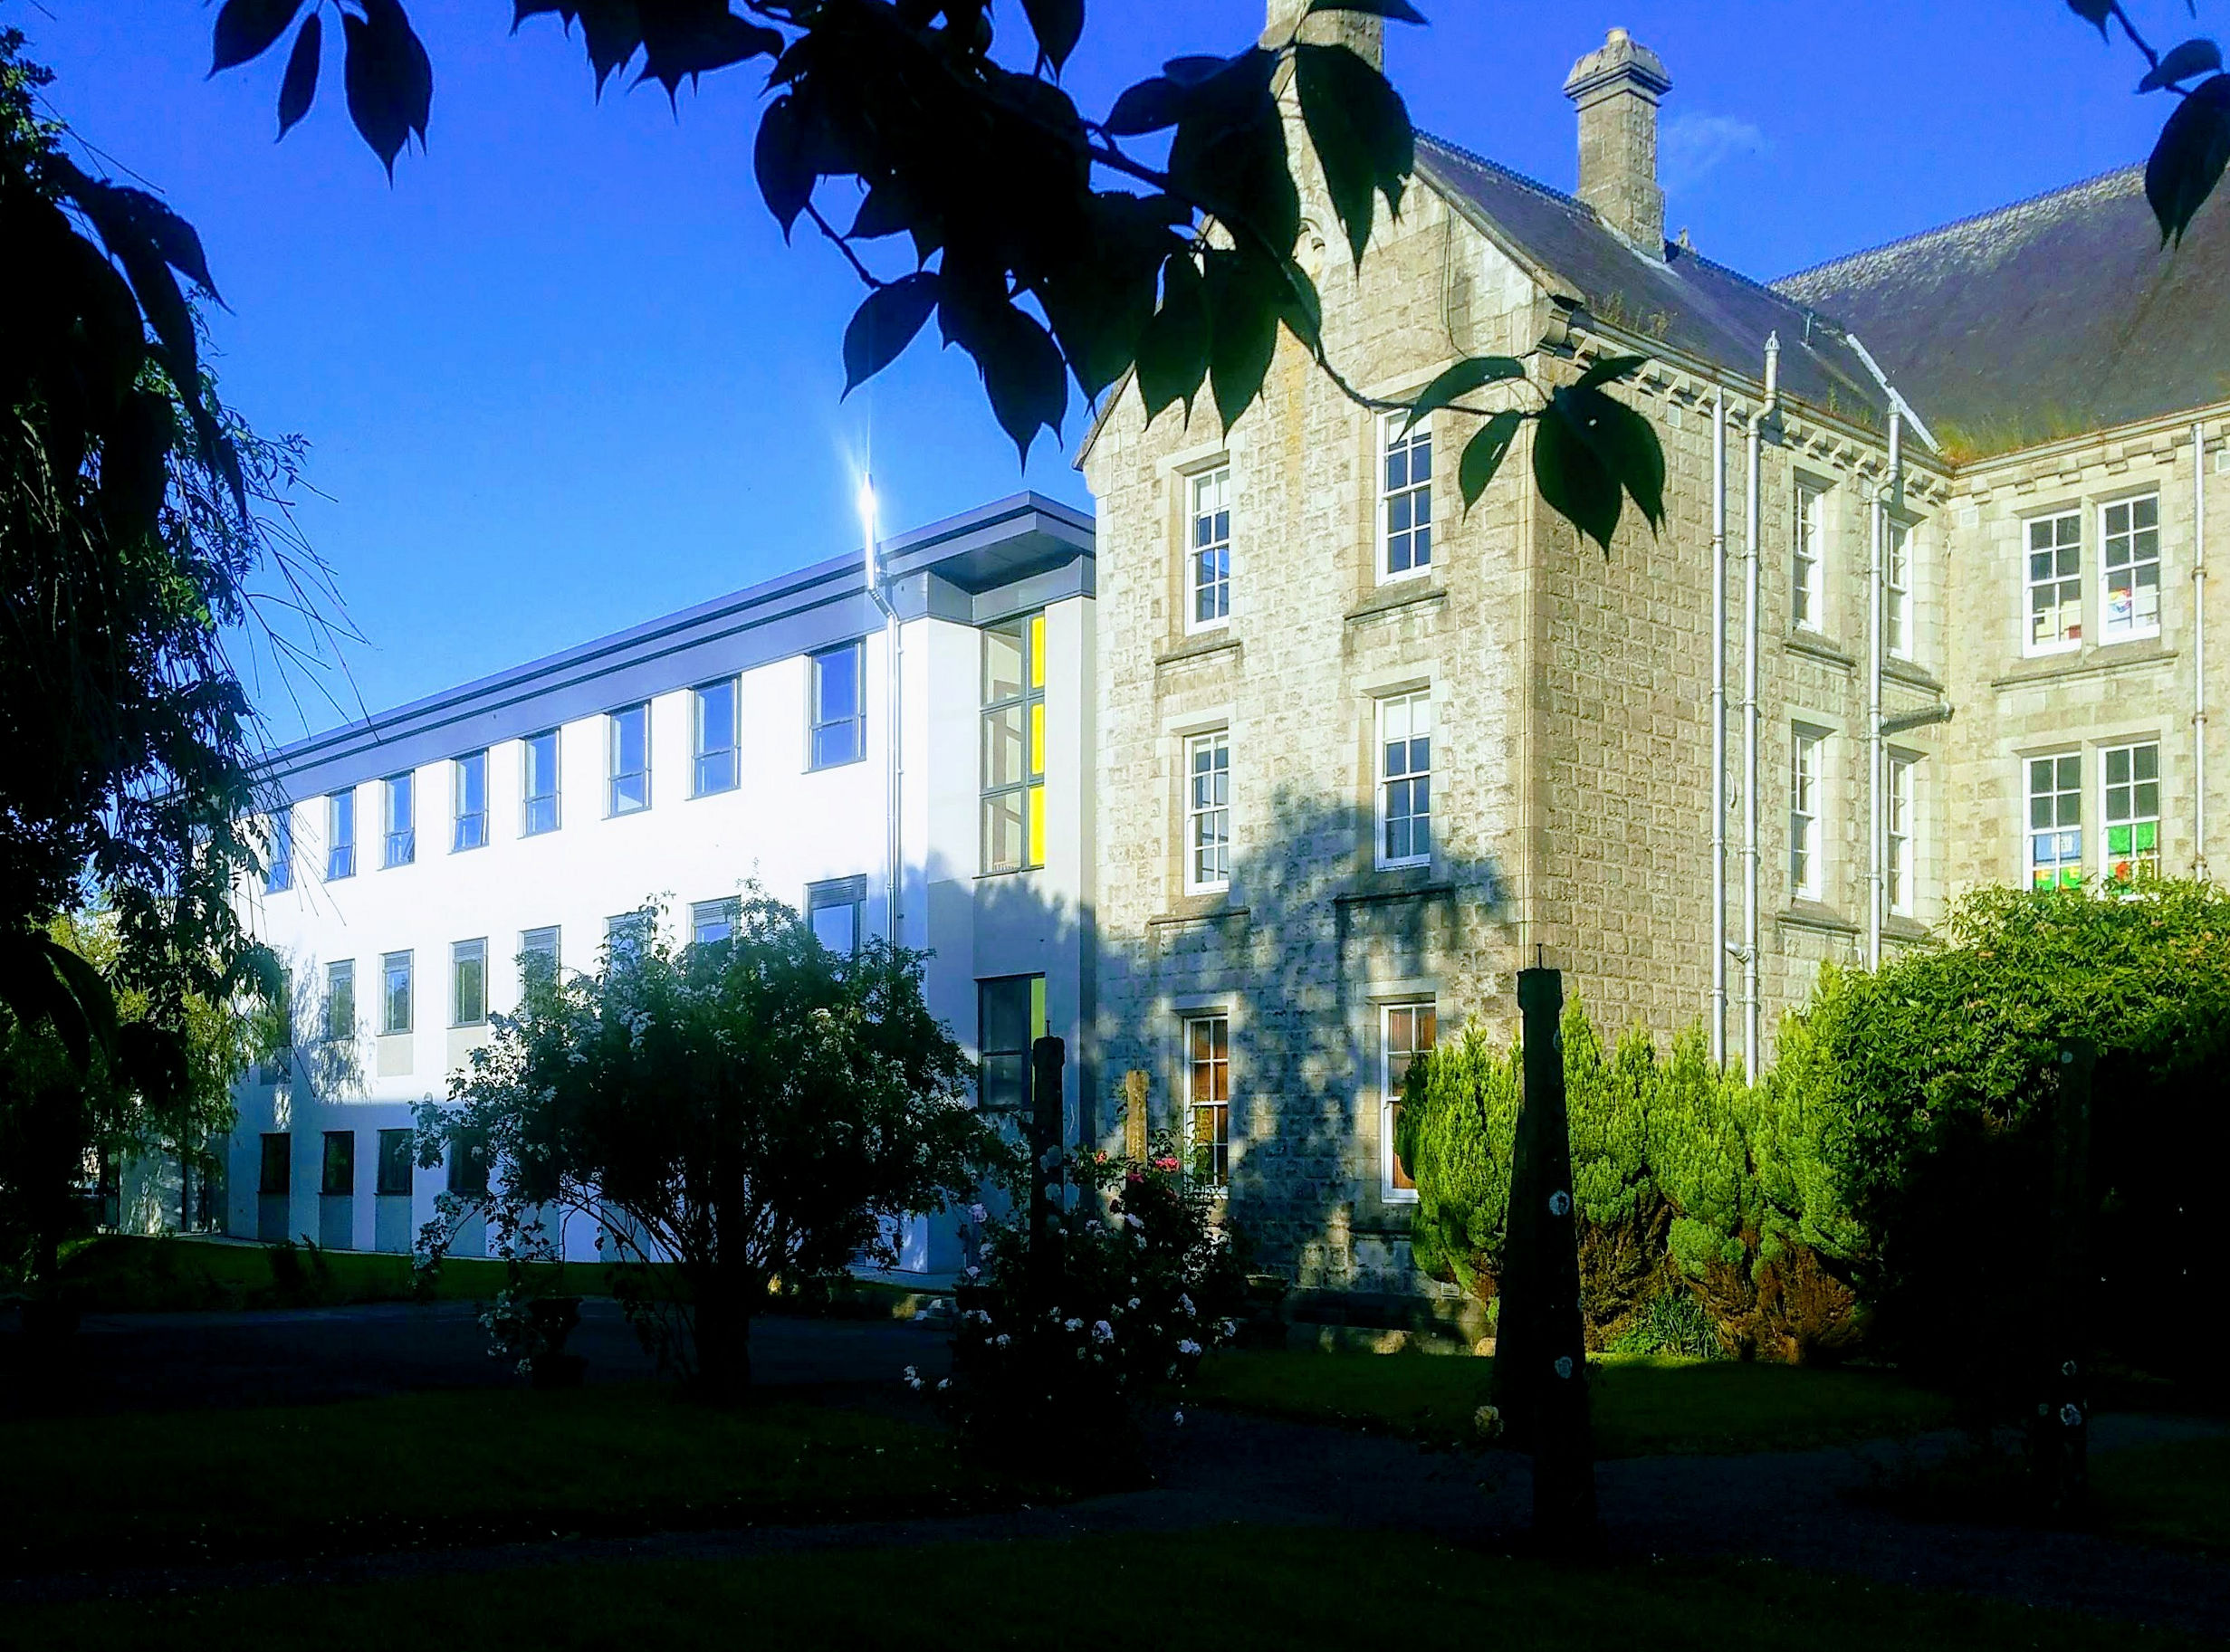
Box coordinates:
[30,1233,935,1319]
[0,1384,1031,1572]
[4,1527,2204,1651]
[2094,1434,2230,1555]
[1192,1348,1957,1456]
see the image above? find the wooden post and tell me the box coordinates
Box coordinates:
[1495,965,1599,1552]
[1124,1069,1149,1161]
[2037,1036,2094,1517]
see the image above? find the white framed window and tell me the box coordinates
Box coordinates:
[1379,415,1433,581]
[266,809,293,893]
[2102,740,2161,885]
[1886,755,1914,916]
[1184,731,1230,893]
[1188,466,1231,631]
[2026,511,2082,654]
[518,926,560,995]
[1184,1012,1230,1185]
[1380,1001,1435,1202]
[693,679,740,797]
[608,703,650,816]
[606,911,654,968]
[1789,726,1823,901]
[2028,752,2083,889]
[807,876,867,955]
[327,788,356,881]
[522,731,560,836]
[452,750,488,852]
[451,939,487,1027]
[324,959,355,1042]
[380,950,413,1036]
[2101,494,2161,643]
[1793,483,1824,630]
[689,898,739,947]
[1376,691,1432,867]
[809,643,866,769]
[382,772,416,868]
[1885,520,1911,659]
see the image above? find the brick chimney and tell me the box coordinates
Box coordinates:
[1563,28,1671,253]
[1263,0,1383,72]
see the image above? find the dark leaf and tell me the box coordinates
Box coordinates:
[843,272,942,396]
[2147,73,2230,244]
[756,95,814,237]
[54,160,224,302]
[1459,409,1525,510]
[1105,75,1184,136]
[849,178,915,240]
[1272,255,1322,357]
[1163,54,1233,86]
[211,0,307,73]
[1020,0,1085,72]
[341,0,435,178]
[1573,352,1649,393]
[1135,250,1209,419]
[1533,397,1621,552]
[41,940,120,1067]
[1401,354,1527,434]
[100,390,177,552]
[1305,0,1429,21]
[1203,247,1279,434]
[1546,382,1665,540]
[1294,42,1412,264]
[638,8,783,100]
[968,303,1069,463]
[278,13,323,138]
[2066,0,2113,39]
[2141,37,2224,91]
[1168,57,1297,263]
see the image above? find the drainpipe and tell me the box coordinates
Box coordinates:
[2197,420,2209,881]
[1867,413,1902,970]
[1740,349,1771,1076]
[862,478,903,946]
[1711,388,1728,1068]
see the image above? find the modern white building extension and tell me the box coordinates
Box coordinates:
[225,492,1096,1276]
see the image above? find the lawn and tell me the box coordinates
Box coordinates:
[5,1527,2202,1652]
[2094,1434,2230,1555]
[1192,1348,1957,1456]
[0,1385,1029,1572]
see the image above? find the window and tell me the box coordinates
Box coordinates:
[327,788,357,880]
[1377,692,1432,867]
[380,950,412,1036]
[1189,466,1231,629]
[321,1131,355,1198]
[452,939,487,1027]
[383,772,416,867]
[522,731,561,836]
[1790,727,1823,901]
[1185,1013,1230,1185]
[2103,741,2162,885]
[978,974,1046,1116]
[1185,731,1230,893]
[981,614,1047,874]
[376,1129,414,1198]
[693,679,739,796]
[2026,511,2082,654]
[519,926,560,994]
[809,643,865,769]
[606,911,653,968]
[1381,415,1433,579]
[1885,520,1911,659]
[447,1128,490,1198]
[608,702,650,816]
[453,750,488,852]
[324,960,355,1042]
[1382,1002,1436,1200]
[690,898,740,946]
[1793,484,1824,629]
[259,1132,290,1196]
[1887,756,1915,916]
[808,876,867,956]
[266,809,293,893]
[2101,494,2161,642]
[2028,753,2083,888]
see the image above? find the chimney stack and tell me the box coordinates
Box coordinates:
[1563,28,1671,253]
[1263,0,1383,72]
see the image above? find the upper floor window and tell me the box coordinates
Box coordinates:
[1185,1012,1231,1185]
[324,959,355,1042]
[1381,415,1433,581]
[690,897,740,947]
[327,788,356,881]
[380,950,413,1036]
[1887,754,1914,916]
[265,809,292,893]
[809,643,865,769]
[383,773,416,868]
[452,939,488,1027]
[1189,466,1231,630]
[1381,1001,1434,1201]
[2101,494,2161,642]
[522,731,560,836]
[518,926,560,995]
[694,679,739,797]
[608,703,650,816]
[1793,484,1824,630]
[981,614,1046,874]
[606,911,654,969]
[2103,740,2161,885]
[808,876,867,956]
[453,750,488,853]
[2026,511,2082,654]
[1789,727,1823,901]
[2028,752,2082,889]
[1376,691,1432,868]
[1885,521,1911,659]
[1185,731,1230,893]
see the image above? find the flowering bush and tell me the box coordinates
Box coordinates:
[933,1137,1249,1467]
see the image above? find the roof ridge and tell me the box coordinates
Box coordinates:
[1773,163,2146,290]
[1415,129,1588,216]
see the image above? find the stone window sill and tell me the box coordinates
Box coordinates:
[1775,901,1858,937]
[1345,581,1446,626]
[1154,631,1242,671]
[1991,639,2175,690]
[1783,630,1856,671]
[1147,899,1249,928]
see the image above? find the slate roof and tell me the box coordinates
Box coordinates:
[1416,133,1893,434]
[1775,166,2230,459]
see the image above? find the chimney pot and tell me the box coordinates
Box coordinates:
[1564,28,1671,254]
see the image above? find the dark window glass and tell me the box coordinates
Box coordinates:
[977,974,1045,1117]
[376,1129,414,1198]
[321,1131,356,1198]
[259,1132,291,1195]
[447,1128,490,1197]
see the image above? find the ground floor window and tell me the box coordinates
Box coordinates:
[1185,1013,1230,1185]
[978,974,1046,1119]
[1381,1001,1435,1200]
[2029,752,2083,889]
[259,1132,290,1196]
[376,1129,415,1198]
[2103,740,2161,885]
[321,1131,355,1198]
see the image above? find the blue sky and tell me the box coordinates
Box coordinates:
[24,1,2179,740]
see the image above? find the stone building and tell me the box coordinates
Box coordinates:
[1081,15,2227,1303]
